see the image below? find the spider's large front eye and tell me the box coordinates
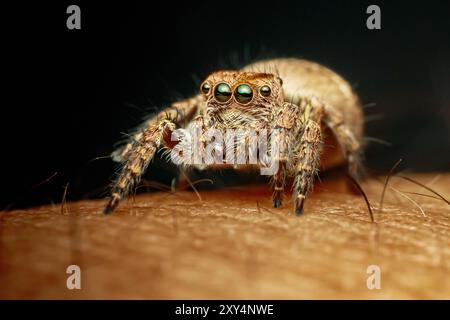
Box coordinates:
[234,84,253,104]
[201,82,211,94]
[260,85,271,97]
[214,83,232,102]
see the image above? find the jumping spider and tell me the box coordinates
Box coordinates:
[104,58,364,214]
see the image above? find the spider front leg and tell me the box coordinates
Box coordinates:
[104,119,177,213]
[291,96,364,214]
[112,96,201,163]
[272,161,286,208]
[105,96,201,214]
[271,102,300,208]
[292,99,324,215]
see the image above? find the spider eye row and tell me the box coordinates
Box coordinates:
[200,82,272,103]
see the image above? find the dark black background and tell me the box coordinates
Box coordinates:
[2,0,449,209]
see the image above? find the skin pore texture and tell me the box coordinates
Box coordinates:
[0,173,449,299]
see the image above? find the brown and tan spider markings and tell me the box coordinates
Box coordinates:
[104,58,364,215]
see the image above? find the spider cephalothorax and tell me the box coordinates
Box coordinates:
[104,58,364,215]
[200,71,284,129]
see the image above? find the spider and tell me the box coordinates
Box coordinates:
[104,58,364,215]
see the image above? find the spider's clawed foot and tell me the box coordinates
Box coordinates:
[104,194,120,214]
[272,187,284,208]
[273,196,282,208]
[295,194,306,215]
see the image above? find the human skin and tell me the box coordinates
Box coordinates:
[0,173,449,299]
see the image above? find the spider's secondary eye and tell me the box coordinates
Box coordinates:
[201,82,211,94]
[260,85,271,97]
[214,83,232,102]
[234,84,253,104]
